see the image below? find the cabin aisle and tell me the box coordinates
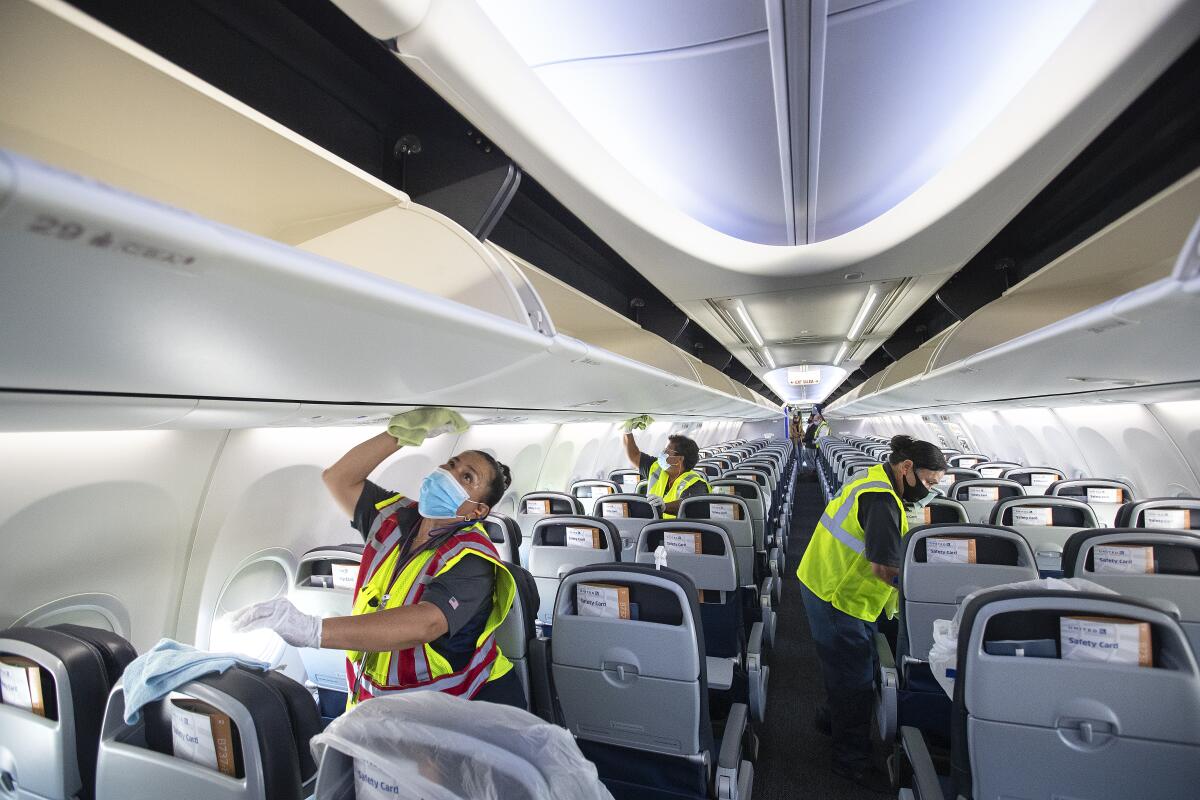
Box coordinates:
[754,471,878,799]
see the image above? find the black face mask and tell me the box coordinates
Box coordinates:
[901,469,932,503]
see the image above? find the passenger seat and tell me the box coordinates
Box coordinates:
[96,665,321,800]
[1113,496,1200,530]
[988,495,1099,576]
[593,493,660,560]
[551,564,755,800]
[527,516,620,632]
[0,624,137,800]
[948,478,1025,524]
[570,479,620,516]
[1064,527,1200,655]
[1046,478,1135,527]
[515,491,583,567]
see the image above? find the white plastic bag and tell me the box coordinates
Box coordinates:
[926,577,1115,697]
[310,692,614,800]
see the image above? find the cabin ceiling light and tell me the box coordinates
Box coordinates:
[763,348,776,369]
[733,301,765,347]
[847,286,881,341]
[832,341,849,366]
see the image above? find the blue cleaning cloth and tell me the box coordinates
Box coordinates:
[121,638,271,724]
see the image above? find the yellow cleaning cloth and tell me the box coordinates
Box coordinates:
[622,415,655,433]
[387,408,469,446]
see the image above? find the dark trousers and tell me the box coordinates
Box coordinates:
[800,582,877,771]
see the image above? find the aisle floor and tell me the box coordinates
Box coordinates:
[752,470,887,799]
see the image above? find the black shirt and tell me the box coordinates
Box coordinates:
[637,452,710,500]
[859,488,903,568]
[352,481,497,671]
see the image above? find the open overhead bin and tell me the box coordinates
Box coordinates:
[827,168,1200,417]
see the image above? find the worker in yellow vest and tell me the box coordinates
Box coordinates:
[796,434,946,790]
[621,417,711,519]
[230,407,525,710]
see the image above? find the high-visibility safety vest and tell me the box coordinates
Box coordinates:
[344,496,516,707]
[646,463,710,520]
[814,421,830,447]
[796,463,908,621]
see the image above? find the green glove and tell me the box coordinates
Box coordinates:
[387,407,469,446]
[622,415,655,433]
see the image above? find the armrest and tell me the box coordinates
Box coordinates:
[900,725,943,800]
[528,638,556,724]
[717,702,749,771]
[759,578,773,611]
[747,622,763,672]
[875,631,896,672]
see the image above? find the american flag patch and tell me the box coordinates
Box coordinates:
[448,597,460,610]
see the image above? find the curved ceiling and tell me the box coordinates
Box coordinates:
[478,0,1093,246]
[331,0,1200,403]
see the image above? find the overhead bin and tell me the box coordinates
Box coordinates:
[827,168,1200,416]
[0,150,775,423]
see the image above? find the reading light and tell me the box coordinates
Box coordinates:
[832,341,849,366]
[733,301,764,347]
[847,287,880,341]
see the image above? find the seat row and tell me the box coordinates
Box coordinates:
[0,436,791,800]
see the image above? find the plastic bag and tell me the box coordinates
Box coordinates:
[926,577,1115,698]
[310,692,614,800]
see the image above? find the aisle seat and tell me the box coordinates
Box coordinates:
[1047,478,1135,527]
[528,516,620,630]
[948,479,1025,524]
[515,492,583,566]
[1002,467,1067,496]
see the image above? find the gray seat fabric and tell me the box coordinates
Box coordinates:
[1113,497,1200,530]
[678,496,756,590]
[906,497,971,527]
[952,591,1200,800]
[949,479,1025,525]
[570,479,620,516]
[988,496,1098,575]
[1064,527,1200,656]
[494,562,539,710]
[515,492,583,567]
[1002,467,1067,497]
[550,564,754,799]
[593,493,659,560]
[1048,478,1136,527]
[481,513,522,564]
[973,461,1023,479]
[608,469,642,495]
[527,516,620,627]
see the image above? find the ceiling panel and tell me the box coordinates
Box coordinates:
[738,282,885,342]
[534,35,788,244]
[767,342,844,365]
[815,0,1092,240]
[477,0,765,67]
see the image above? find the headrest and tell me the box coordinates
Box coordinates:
[1062,528,1200,578]
[904,523,1033,568]
[518,492,581,515]
[951,479,1025,502]
[1114,497,1200,529]
[531,517,618,552]
[593,493,656,520]
[991,496,1097,528]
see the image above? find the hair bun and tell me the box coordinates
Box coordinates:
[889,434,914,451]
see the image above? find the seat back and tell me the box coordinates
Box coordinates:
[289,544,362,693]
[950,479,1025,524]
[934,468,981,497]
[608,469,642,495]
[635,522,741,660]
[974,461,1022,479]
[0,624,136,800]
[694,462,722,480]
[494,563,539,709]
[1063,528,1200,655]
[570,479,620,516]
[1047,478,1135,527]
[1002,467,1067,496]
[97,666,320,800]
[528,517,620,626]
[952,590,1200,800]
[551,565,710,759]
[710,479,766,552]
[678,496,755,587]
[900,524,1038,659]
[1114,497,1200,529]
[905,497,971,527]
[592,493,659,560]
[481,513,522,564]
[989,496,1099,576]
[515,492,583,567]
[948,454,989,470]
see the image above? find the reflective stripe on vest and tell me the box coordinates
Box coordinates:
[796,463,908,621]
[345,509,515,706]
[646,465,710,519]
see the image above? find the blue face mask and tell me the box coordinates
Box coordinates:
[418,467,476,519]
[657,452,671,471]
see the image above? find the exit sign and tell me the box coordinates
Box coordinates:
[787,368,820,386]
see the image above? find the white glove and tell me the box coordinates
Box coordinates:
[228,598,323,649]
[646,495,665,513]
